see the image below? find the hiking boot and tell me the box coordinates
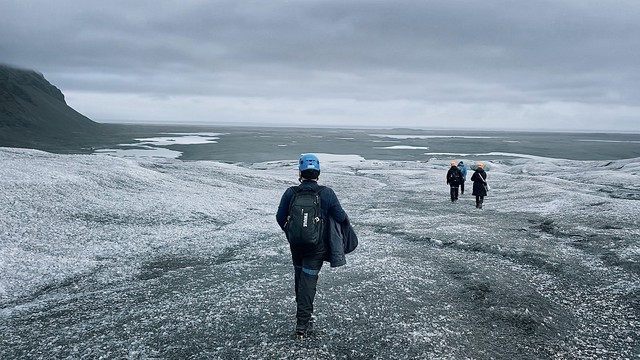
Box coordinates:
[295,319,313,336]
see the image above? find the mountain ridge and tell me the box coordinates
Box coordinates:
[0,64,102,148]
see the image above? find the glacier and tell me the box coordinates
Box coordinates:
[1,147,639,359]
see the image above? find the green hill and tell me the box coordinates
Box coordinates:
[0,64,104,149]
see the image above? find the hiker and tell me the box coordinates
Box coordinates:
[446,161,463,202]
[457,161,468,195]
[470,162,488,209]
[276,153,355,337]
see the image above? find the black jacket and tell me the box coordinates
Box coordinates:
[446,166,463,186]
[327,216,358,267]
[470,169,488,196]
[276,180,349,259]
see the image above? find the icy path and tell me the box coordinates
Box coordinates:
[1,148,639,359]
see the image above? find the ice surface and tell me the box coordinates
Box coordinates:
[313,153,365,163]
[132,132,225,146]
[578,139,640,144]
[94,146,183,159]
[1,146,639,358]
[376,145,431,150]
[369,134,498,139]
[93,132,226,159]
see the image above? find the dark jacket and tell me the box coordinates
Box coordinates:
[446,166,463,186]
[470,169,488,196]
[327,216,358,267]
[276,180,348,259]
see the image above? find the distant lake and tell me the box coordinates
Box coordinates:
[92,124,640,162]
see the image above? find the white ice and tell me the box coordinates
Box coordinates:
[94,146,183,159]
[376,145,430,150]
[1,146,639,322]
[93,132,226,159]
[369,134,499,139]
[133,133,225,146]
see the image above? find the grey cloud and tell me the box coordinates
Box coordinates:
[1,0,640,130]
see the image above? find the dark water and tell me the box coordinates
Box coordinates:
[90,124,640,162]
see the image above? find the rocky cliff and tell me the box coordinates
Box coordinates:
[0,64,102,148]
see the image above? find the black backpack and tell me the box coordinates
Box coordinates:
[449,168,461,184]
[285,186,326,247]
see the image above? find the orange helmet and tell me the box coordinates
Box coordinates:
[450,161,457,166]
[477,163,484,169]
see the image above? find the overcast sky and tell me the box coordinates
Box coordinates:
[2,0,640,131]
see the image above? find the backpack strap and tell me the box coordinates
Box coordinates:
[288,185,326,210]
[289,185,326,219]
[294,184,326,194]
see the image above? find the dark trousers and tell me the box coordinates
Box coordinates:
[460,181,465,194]
[475,195,484,208]
[450,186,459,201]
[292,256,324,323]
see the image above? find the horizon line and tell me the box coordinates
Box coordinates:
[94,119,640,135]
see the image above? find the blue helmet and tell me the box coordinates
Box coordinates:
[299,154,320,171]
